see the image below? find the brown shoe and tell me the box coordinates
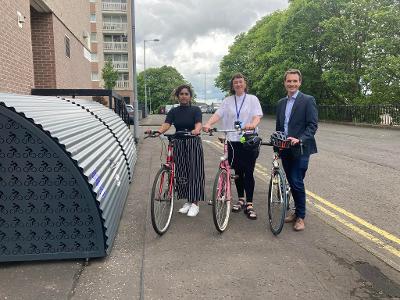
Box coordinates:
[284,213,296,223]
[293,218,305,231]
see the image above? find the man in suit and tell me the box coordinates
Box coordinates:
[275,69,318,231]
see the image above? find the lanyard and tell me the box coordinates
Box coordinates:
[234,93,246,120]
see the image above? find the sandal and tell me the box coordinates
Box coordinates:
[232,198,246,212]
[245,203,257,220]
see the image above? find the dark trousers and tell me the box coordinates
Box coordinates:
[281,154,310,219]
[228,142,258,202]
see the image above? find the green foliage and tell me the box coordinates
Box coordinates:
[137,66,193,111]
[101,59,119,90]
[217,0,400,105]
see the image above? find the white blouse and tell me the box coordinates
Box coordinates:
[215,93,263,141]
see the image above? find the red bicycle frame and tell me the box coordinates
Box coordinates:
[158,140,175,199]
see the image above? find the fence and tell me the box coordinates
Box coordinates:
[31,89,130,127]
[263,104,400,127]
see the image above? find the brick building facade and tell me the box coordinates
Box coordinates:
[0,0,35,94]
[0,0,92,94]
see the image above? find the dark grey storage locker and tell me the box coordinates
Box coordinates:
[0,93,137,261]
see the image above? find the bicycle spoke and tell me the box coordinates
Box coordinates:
[212,169,231,232]
[151,168,174,235]
[268,170,287,235]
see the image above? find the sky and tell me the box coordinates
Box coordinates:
[135,0,289,102]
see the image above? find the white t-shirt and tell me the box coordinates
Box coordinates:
[215,93,263,141]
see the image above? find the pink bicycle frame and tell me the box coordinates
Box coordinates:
[218,140,232,201]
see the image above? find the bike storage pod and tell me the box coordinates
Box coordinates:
[0,93,137,262]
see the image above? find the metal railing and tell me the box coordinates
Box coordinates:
[262,104,400,127]
[102,22,128,32]
[31,89,130,126]
[318,104,400,126]
[116,80,129,89]
[112,61,128,70]
[101,2,127,11]
[104,42,128,52]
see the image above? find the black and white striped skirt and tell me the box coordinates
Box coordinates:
[173,136,205,203]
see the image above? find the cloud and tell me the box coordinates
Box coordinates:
[135,0,289,99]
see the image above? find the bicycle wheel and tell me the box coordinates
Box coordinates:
[150,167,174,235]
[212,168,231,232]
[268,168,287,235]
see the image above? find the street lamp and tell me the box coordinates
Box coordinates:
[198,72,207,101]
[130,0,139,142]
[143,38,159,116]
[148,86,152,114]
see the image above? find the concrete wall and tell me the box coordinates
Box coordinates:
[42,0,91,48]
[52,15,92,89]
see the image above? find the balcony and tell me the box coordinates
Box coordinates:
[104,42,128,52]
[112,61,128,70]
[102,22,128,33]
[116,80,130,89]
[102,2,127,12]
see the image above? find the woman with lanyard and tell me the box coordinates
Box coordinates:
[203,73,263,220]
[146,84,205,217]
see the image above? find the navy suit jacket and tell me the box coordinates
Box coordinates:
[275,91,318,156]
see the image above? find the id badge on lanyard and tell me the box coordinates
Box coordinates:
[235,93,246,128]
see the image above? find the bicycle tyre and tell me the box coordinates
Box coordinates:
[268,168,287,235]
[150,167,174,235]
[212,168,231,232]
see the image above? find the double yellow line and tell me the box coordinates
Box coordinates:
[204,139,400,263]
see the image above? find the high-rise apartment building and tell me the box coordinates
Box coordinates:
[90,0,133,102]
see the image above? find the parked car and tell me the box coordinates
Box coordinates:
[200,105,208,113]
[165,104,179,114]
[126,104,134,124]
[165,105,174,114]
[211,103,221,113]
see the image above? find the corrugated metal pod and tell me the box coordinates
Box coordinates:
[0,93,136,261]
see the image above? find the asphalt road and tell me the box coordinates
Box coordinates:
[0,114,399,299]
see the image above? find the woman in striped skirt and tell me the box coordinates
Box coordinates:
[148,84,205,217]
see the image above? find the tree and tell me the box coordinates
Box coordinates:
[137,66,193,112]
[101,59,119,90]
[216,0,400,105]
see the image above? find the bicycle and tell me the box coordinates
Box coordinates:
[208,127,242,232]
[261,132,294,235]
[145,130,197,235]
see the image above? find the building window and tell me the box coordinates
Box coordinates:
[91,72,99,81]
[90,13,96,22]
[91,53,97,62]
[90,32,97,42]
[65,36,71,58]
[89,0,96,2]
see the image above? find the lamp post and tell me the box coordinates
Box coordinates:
[198,72,207,101]
[148,86,152,114]
[130,0,139,142]
[143,38,159,116]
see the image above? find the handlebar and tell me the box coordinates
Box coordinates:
[144,130,199,139]
[260,138,292,150]
[206,127,244,136]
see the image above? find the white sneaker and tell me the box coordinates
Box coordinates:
[187,203,199,217]
[178,202,191,214]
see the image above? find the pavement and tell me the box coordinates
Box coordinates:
[0,114,399,299]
